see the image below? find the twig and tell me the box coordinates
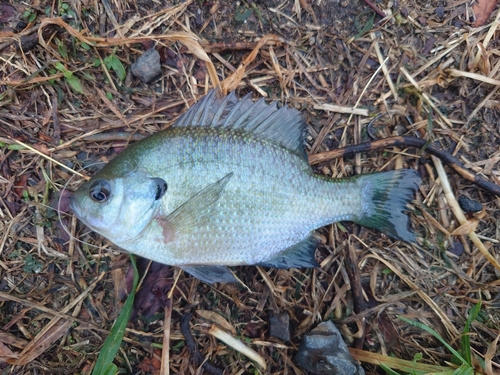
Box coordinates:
[432,157,500,272]
[180,313,223,375]
[208,325,267,369]
[161,299,172,375]
[345,237,366,349]
[363,0,386,17]
[6,136,88,179]
[308,135,500,196]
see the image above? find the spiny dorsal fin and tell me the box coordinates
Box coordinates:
[173,89,307,160]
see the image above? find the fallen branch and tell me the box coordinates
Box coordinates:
[180,313,223,375]
[309,135,500,197]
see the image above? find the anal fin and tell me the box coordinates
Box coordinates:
[257,233,319,269]
[180,265,237,284]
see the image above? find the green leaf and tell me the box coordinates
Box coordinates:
[105,55,126,82]
[235,7,254,22]
[92,255,138,375]
[7,144,26,150]
[22,10,37,22]
[80,42,91,51]
[28,12,37,22]
[102,364,118,375]
[24,254,43,274]
[56,38,68,60]
[353,11,376,39]
[106,92,113,100]
[65,74,84,94]
[82,71,96,82]
[54,62,66,72]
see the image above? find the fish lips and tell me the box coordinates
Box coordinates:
[69,190,84,219]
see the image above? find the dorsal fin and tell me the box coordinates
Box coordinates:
[173,88,307,159]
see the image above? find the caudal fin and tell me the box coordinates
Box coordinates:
[355,169,420,242]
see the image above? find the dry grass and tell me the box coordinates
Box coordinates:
[0,0,499,374]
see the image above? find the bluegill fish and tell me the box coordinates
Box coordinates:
[70,89,420,283]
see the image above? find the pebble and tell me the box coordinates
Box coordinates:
[458,196,482,213]
[269,312,290,342]
[131,49,162,83]
[295,321,365,375]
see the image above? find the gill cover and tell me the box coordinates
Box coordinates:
[70,170,167,244]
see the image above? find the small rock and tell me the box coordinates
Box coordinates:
[245,321,263,338]
[435,7,445,18]
[458,196,482,213]
[269,312,290,342]
[295,321,365,375]
[449,241,464,257]
[131,49,162,83]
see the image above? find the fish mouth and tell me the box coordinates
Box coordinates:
[69,194,82,218]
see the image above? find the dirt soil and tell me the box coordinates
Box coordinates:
[0,0,500,374]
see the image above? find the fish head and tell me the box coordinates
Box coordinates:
[70,169,168,245]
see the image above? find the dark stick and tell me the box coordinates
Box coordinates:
[180,313,224,375]
[309,136,500,197]
[363,0,387,18]
[344,240,366,349]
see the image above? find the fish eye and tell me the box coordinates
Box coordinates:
[89,179,111,203]
[151,178,168,200]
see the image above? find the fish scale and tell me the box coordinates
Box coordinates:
[141,129,353,265]
[71,89,421,284]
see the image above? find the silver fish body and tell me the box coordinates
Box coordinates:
[71,90,420,283]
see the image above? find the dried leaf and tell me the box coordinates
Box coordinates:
[0,341,18,361]
[196,310,236,335]
[472,0,496,27]
[450,219,479,236]
[15,320,72,366]
[484,332,500,375]
[220,34,283,94]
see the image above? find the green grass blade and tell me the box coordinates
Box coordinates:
[379,363,401,375]
[397,316,468,365]
[452,363,474,375]
[460,301,481,366]
[92,255,139,375]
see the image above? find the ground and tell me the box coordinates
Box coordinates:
[0,0,499,374]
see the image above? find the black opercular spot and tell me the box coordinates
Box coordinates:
[151,178,168,200]
[89,179,111,202]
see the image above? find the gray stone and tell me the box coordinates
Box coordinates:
[295,321,365,375]
[131,49,162,83]
[269,312,290,342]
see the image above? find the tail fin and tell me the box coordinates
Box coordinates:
[355,169,420,242]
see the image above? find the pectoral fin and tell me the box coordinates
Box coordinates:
[257,233,319,269]
[180,265,237,284]
[158,173,233,240]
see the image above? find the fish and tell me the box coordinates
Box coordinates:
[70,89,421,284]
